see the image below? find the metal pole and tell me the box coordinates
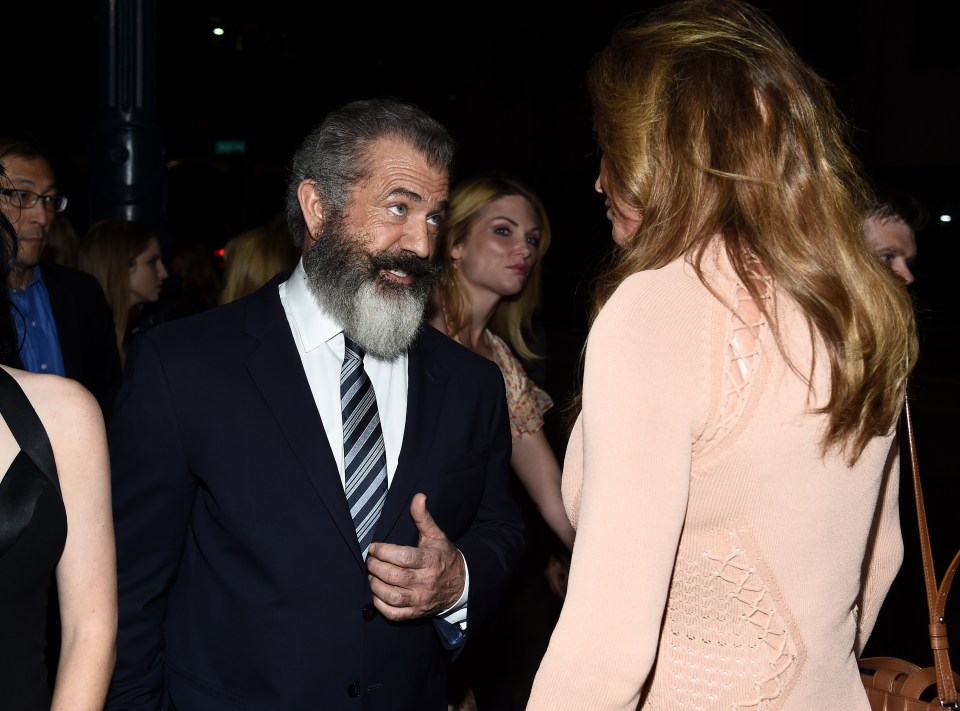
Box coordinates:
[89,0,166,231]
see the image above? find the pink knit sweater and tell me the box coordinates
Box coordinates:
[527,247,902,710]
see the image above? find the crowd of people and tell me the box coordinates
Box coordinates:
[0,1,932,709]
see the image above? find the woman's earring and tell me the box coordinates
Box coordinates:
[452,258,461,270]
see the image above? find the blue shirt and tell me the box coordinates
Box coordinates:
[10,265,66,376]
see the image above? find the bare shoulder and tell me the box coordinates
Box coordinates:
[1,365,105,438]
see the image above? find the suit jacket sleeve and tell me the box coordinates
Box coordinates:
[453,361,526,635]
[106,334,195,710]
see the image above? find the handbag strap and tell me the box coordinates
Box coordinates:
[904,398,960,706]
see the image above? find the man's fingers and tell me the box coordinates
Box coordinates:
[367,551,424,586]
[367,541,428,571]
[369,574,414,607]
[410,492,444,543]
[371,594,418,621]
[369,572,434,621]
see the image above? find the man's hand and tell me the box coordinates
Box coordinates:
[366,493,465,621]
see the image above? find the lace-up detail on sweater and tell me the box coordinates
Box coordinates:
[700,267,771,450]
[662,529,802,710]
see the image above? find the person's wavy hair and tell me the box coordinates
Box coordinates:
[285,98,457,250]
[79,218,157,363]
[584,0,917,463]
[434,173,551,361]
[220,220,300,305]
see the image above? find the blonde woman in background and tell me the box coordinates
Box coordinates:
[431,173,574,711]
[528,1,917,709]
[79,218,168,364]
[219,220,299,305]
[430,173,574,552]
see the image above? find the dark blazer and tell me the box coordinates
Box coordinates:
[106,274,526,711]
[41,261,122,418]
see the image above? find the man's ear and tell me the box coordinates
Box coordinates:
[297,179,324,252]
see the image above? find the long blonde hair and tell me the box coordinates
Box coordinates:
[79,218,156,364]
[586,0,917,462]
[220,222,300,305]
[434,173,552,361]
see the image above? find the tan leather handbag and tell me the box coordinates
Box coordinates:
[860,400,960,710]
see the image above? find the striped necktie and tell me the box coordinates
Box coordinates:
[340,335,388,560]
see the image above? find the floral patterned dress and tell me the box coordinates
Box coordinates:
[483,330,553,440]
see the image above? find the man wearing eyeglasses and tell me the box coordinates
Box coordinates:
[0,131,121,419]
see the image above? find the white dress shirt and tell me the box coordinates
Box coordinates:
[279,262,408,485]
[279,261,468,628]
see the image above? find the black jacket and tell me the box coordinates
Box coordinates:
[41,261,122,419]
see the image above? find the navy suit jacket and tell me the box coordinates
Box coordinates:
[106,274,526,710]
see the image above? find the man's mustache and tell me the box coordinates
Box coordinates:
[368,251,440,281]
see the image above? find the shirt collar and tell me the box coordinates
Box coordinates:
[12,265,44,293]
[283,260,344,353]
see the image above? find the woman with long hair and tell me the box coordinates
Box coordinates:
[219,220,299,305]
[430,173,574,553]
[78,218,168,364]
[431,173,574,711]
[528,2,917,709]
[0,167,116,709]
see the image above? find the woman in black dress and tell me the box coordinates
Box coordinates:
[0,164,116,709]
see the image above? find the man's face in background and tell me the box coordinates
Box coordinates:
[0,154,58,274]
[864,215,917,285]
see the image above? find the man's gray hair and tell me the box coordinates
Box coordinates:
[285,98,457,249]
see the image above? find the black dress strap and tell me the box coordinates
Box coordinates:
[0,367,59,488]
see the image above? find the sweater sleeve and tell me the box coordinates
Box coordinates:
[856,436,904,656]
[528,271,710,710]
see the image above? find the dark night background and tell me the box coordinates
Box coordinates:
[7,0,960,676]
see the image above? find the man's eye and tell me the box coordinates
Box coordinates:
[427,214,443,226]
[389,204,407,216]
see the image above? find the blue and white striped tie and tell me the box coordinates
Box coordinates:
[341,335,388,560]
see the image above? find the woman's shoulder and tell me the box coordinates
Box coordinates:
[2,366,104,439]
[600,257,712,327]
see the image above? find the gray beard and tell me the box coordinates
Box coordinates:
[302,218,439,359]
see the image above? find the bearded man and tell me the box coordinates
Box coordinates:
[106,99,525,711]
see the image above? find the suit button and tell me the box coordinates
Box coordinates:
[362,604,377,621]
[348,681,361,698]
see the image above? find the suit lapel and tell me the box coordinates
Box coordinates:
[375,330,448,539]
[241,280,363,565]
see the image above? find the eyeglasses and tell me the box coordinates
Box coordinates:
[0,188,68,213]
